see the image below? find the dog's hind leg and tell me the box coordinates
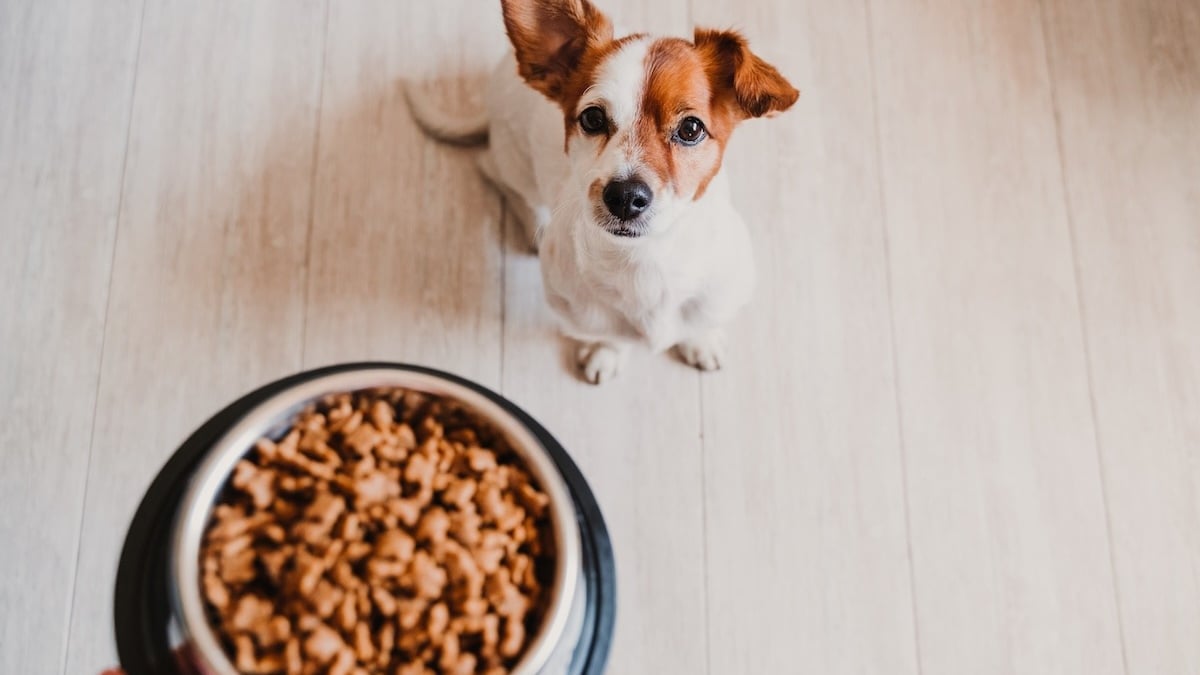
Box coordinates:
[476,151,546,252]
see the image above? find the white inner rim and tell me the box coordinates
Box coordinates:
[170,369,581,675]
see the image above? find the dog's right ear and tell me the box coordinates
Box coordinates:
[501,0,613,101]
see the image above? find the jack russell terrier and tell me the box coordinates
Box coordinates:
[405,0,799,384]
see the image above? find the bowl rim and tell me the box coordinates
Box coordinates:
[169,367,582,674]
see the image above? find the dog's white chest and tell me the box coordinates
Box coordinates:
[541,229,710,351]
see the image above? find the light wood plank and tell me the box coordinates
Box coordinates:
[867,1,1126,673]
[688,2,920,673]
[62,3,327,670]
[302,0,507,386]
[3,0,1191,672]
[0,1,142,672]
[497,2,705,673]
[1041,1,1200,672]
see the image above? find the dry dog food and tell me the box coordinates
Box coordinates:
[200,389,554,675]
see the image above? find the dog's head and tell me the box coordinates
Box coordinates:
[502,0,799,239]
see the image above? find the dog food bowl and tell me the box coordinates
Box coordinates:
[113,363,615,675]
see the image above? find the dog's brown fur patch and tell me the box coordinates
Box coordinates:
[502,0,799,201]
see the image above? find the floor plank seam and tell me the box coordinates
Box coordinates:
[683,0,714,671]
[499,201,508,391]
[862,1,924,672]
[1035,3,1132,672]
[696,373,713,675]
[298,0,332,370]
[59,1,150,671]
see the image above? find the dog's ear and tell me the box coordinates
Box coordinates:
[694,28,799,119]
[501,0,613,100]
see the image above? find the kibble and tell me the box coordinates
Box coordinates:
[200,388,553,674]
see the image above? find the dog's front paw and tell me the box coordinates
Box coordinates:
[675,334,726,371]
[577,342,625,385]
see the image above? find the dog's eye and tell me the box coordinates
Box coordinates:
[579,106,607,135]
[674,117,707,145]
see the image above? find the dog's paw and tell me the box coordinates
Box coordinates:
[577,342,624,385]
[675,335,726,372]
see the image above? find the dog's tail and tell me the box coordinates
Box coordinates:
[402,82,489,146]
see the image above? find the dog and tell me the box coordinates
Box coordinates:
[405,0,798,384]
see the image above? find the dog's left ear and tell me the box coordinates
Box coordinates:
[502,0,614,102]
[694,28,799,119]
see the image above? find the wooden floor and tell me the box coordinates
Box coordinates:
[2,0,1198,673]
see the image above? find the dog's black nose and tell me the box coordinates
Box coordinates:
[602,179,653,221]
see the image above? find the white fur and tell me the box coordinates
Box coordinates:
[581,40,646,130]
[570,40,650,215]
[414,37,757,383]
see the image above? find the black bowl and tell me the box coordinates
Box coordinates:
[113,362,615,675]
